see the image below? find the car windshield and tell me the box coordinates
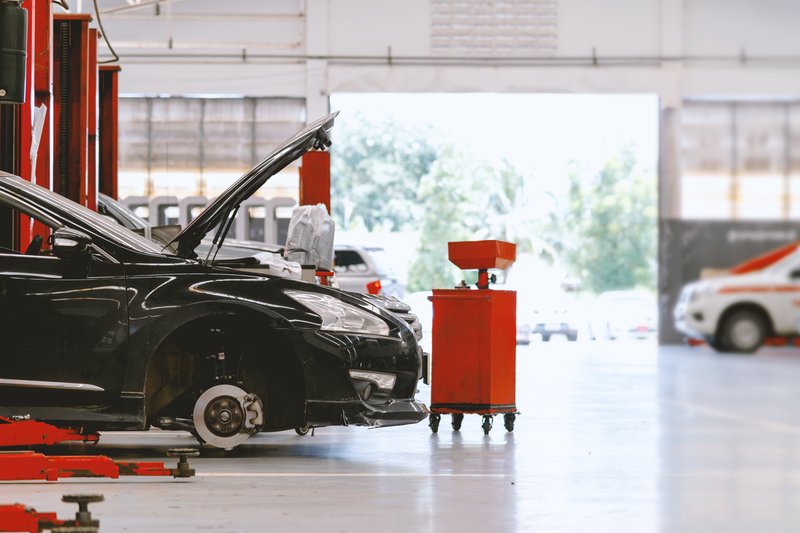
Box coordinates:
[98,193,150,231]
[1,174,166,255]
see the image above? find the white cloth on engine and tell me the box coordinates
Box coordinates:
[283,203,335,270]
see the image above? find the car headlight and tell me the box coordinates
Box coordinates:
[285,290,391,337]
[689,285,714,303]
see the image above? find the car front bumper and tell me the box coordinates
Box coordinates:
[306,398,430,427]
[287,328,428,428]
[674,302,714,338]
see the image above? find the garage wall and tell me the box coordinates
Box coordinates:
[87,0,800,102]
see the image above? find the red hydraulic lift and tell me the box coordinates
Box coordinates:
[299,151,330,213]
[98,65,121,199]
[0,417,198,482]
[86,27,98,211]
[299,150,334,283]
[0,494,105,533]
[52,13,93,208]
[1,0,53,248]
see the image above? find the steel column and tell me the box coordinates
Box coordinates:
[98,65,120,199]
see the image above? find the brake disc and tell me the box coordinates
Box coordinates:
[192,384,264,450]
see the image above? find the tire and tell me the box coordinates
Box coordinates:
[720,310,766,354]
[295,425,310,436]
[429,414,441,433]
[481,415,493,435]
[567,333,578,342]
[503,413,515,432]
[704,335,728,352]
[451,413,464,431]
[542,334,551,342]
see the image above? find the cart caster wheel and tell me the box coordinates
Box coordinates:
[295,425,311,436]
[503,413,516,432]
[429,414,441,433]
[451,413,464,431]
[481,415,493,435]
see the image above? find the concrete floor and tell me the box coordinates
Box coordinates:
[3,340,800,532]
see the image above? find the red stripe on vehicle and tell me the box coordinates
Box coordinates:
[719,285,800,294]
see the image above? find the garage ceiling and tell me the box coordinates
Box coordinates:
[91,0,305,58]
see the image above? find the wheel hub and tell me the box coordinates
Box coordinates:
[192,384,264,449]
[204,396,243,437]
[731,320,759,348]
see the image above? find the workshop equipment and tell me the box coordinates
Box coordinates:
[0,448,198,481]
[428,240,518,434]
[0,493,104,532]
[0,0,28,104]
[0,416,98,446]
[0,415,198,481]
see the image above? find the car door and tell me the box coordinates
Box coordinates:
[0,237,129,407]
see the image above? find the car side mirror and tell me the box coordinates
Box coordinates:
[790,269,800,279]
[50,227,92,257]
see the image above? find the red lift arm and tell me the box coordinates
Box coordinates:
[0,417,197,482]
[0,494,104,532]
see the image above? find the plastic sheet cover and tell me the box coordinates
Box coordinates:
[284,204,335,270]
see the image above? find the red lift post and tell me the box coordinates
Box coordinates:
[98,65,121,199]
[299,150,335,282]
[86,28,98,211]
[52,13,92,207]
[16,0,53,246]
[428,240,519,434]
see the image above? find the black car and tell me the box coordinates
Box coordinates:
[0,113,428,449]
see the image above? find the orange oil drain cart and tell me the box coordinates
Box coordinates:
[428,240,518,434]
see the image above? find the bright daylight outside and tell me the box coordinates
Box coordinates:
[330,93,659,347]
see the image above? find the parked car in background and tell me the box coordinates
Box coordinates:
[589,290,657,340]
[0,114,428,449]
[334,245,405,298]
[531,290,580,342]
[674,248,800,353]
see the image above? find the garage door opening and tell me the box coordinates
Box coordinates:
[330,92,659,341]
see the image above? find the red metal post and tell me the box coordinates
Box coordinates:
[52,14,91,206]
[31,0,53,244]
[86,28,98,211]
[98,65,120,199]
[299,151,330,213]
[14,0,53,247]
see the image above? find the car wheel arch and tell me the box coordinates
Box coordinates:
[140,308,307,431]
[716,302,775,338]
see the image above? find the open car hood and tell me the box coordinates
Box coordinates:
[169,112,338,259]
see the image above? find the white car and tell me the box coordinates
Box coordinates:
[589,290,657,340]
[333,245,404,298]
[674,250,800,353]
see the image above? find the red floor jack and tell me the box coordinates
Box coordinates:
[0,416,198,481]
[0,494,104,532]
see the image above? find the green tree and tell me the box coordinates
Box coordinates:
[558,149,656,293]
[331,115,438,231]
[407,147,480,292]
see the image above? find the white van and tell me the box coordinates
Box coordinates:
[674,248,800,353]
